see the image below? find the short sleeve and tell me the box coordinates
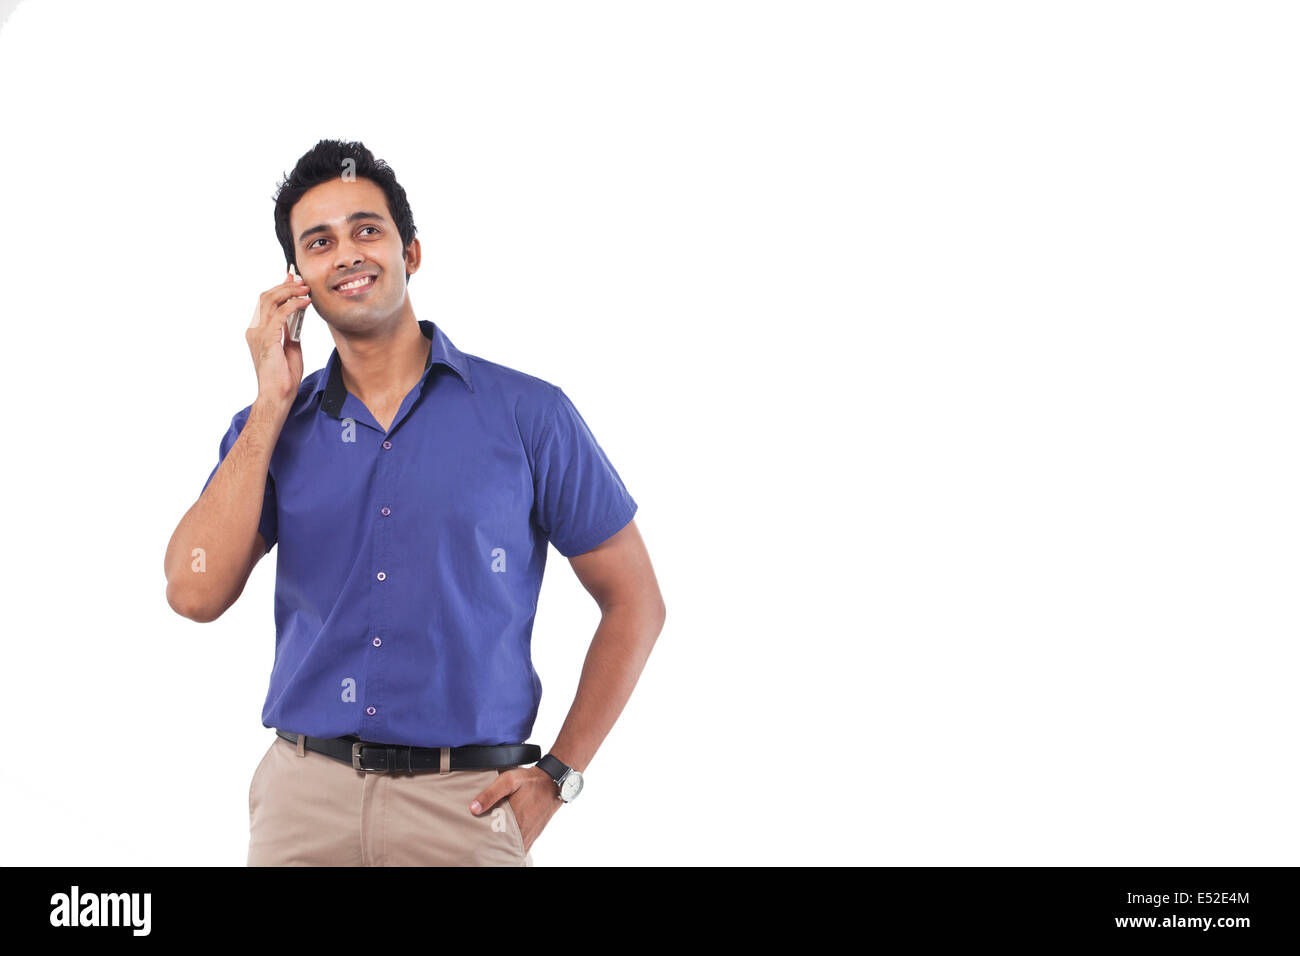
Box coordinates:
[531,386,638,557]
[201,406,278,555]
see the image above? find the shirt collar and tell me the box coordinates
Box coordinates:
[311,320,474,418]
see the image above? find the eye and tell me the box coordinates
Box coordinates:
[307,226,379,250]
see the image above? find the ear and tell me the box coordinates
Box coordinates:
[403,237,422,280]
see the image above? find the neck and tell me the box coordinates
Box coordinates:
[332,314,431,409]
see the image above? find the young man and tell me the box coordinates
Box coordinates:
[163,140,665,866]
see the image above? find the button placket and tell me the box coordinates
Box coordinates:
[366,429,397,733]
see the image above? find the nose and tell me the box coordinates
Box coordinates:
[334,249,365,272]
[333,237,368,272]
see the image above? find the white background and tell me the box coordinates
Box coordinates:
[0,0,1296,866]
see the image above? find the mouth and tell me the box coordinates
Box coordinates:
[332,273,378,296]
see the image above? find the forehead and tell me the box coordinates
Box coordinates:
[290,177,390,232]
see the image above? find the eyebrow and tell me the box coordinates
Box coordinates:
[297,211,386,246]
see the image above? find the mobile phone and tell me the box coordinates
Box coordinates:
[287,264,306,342]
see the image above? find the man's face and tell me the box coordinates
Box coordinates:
[288,177,416,330]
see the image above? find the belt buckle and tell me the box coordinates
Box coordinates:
[351,741,387,773]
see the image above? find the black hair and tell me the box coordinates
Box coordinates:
[273,140,417,284]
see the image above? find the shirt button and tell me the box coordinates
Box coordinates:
[381,507,390,516]
[376,571,386,581]
[382,440,392,450]
[372,637,382,647]
[366,706,376,716]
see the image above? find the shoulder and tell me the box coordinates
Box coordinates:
[458,352,567,463]
[461,351,563,419]
[464,352,559,401]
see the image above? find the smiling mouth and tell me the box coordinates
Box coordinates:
[333,274,377,296]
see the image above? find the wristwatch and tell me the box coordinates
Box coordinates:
[536,753,584,803]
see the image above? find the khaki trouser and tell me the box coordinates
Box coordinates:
[248,733,534,866]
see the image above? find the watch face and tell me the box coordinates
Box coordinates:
[561,770,583,801]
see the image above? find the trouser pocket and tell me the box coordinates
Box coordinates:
[248,737,280,820]
[496,769,528,861]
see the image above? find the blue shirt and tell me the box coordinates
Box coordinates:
[201,320,638,747]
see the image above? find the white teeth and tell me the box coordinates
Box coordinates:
[337,275,374,291]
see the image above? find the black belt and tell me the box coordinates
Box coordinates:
[275,729,541,773]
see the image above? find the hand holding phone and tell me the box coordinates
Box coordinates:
[247,269,309,408]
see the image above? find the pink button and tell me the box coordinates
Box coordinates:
[381,507,390,516]
[366,706,376,716]
[376,571,386,581]
[382,440,392,450]
[372,637,382,647]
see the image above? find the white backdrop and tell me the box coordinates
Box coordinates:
[0,0,1296,866]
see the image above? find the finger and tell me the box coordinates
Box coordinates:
[269,283,309,314]
[279,291,311,311]
[259,272,312,310]
[270,293,311,331]
[258,272,297,299]
[249,294,309,341]
[469,781,507,815]
[267,282,311,312]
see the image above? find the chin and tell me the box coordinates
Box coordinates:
[325,305,391,327]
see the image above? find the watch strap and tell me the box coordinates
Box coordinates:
[537,753,569,786]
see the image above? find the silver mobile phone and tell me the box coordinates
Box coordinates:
[287,264,306,342]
